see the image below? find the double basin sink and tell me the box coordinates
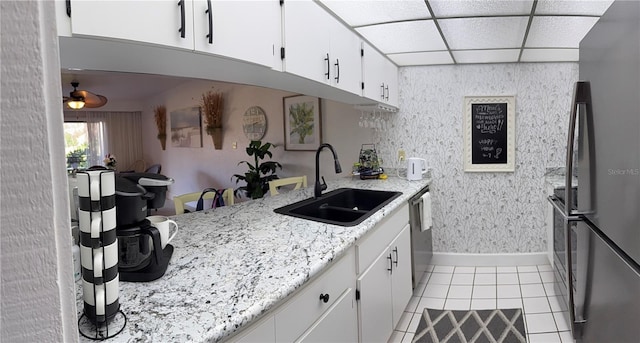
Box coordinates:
[274,188,402,226]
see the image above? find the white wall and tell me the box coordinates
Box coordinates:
[374,63,579,254]
[1,1,78,341]
[141,79,373,200]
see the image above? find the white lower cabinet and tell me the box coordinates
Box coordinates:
[234,315,276,343]
[274,248,356,342]
[229,203,412,343]
[357,247,394,343]
[357,224,412,343]
[295,288,358,343]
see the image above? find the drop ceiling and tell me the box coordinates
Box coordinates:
[319,0,614,66]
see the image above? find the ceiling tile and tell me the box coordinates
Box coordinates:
[356,20,446,54]
[319,0,430,27]
[388,51,454,66]
[439,17,529,50]
[452,49,520,64]
[526,16,599,48]
[535,0,614,16]
[520,48,579,62]
[430,0,534,17]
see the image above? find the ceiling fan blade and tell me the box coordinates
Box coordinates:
[75,90,108,108]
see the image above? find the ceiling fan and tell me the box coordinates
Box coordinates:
[63,81,108,109]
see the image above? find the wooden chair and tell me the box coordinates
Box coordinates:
[268,176,307,196]
[173,188,234,215]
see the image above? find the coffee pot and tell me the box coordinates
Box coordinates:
[406,157,427,181]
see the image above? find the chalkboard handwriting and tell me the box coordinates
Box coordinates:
[478,138,497,145]
[477,139,503,159]
[474,104,505,134]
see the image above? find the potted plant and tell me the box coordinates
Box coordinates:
[233,140,281,199]
[154,105,167,150]
[201,90,224,149]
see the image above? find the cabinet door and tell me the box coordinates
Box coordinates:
[328,20,362,95]
[295,288,358,343]
[283,0,332,84]
[356,248,393,343]
[234,315,276,343]
[390,225,412,329]
[70,0,194,50]
[275,249,355,342]
[383,59,399,107]
[361,42,387,103]
[192,0,280,68]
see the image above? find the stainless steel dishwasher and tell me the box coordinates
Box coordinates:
[409,185,433,289]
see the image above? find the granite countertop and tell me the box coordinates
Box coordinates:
[76,175,431,342]
[544,167,578,189]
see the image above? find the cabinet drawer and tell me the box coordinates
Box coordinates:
[356,204,409,274]
[295,288,357,343]
[274,248,355,342]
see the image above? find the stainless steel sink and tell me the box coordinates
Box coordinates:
[274,188,402,226]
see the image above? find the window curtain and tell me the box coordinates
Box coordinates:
[85,111,143,171]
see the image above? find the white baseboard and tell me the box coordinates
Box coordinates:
[430,252,551,267]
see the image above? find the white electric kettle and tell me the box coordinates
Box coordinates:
[407,157,427,180]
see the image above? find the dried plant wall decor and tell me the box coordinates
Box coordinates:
[201,90,224,149]
[154,105,167,150]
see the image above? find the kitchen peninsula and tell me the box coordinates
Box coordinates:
[76,176,430,342]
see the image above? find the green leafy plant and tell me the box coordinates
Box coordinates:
[66,146,88,170]
[289,102,315,144]
[233,141,282,199]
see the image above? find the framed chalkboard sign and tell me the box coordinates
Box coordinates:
[463,96,515,172]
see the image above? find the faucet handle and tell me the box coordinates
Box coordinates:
[320,176,327,192]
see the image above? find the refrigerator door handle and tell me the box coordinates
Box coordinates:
[547,195,582,221]
[565,81,592,216]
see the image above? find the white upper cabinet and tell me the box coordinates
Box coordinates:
[283,1,333,85]
[69,0,194,50]
[192,0,281,69]
[362,42,399,107]
[283,0,362,95]
[328,17,363,95]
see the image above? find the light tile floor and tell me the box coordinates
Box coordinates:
[389,264,575,343]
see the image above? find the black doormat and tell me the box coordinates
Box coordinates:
[412,308,526,343]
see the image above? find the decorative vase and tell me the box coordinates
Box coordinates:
[158,134,167,151]
[211,127,223,150]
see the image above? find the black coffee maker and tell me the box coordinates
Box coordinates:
[115,173,174,282]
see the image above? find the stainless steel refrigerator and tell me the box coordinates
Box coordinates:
[549,1,640,342]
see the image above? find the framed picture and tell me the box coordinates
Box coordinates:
[463,96,515,172]
[170,106,203,148]
[283,95,322,151]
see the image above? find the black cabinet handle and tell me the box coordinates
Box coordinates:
[66,0,71,17]
[324,53,330,80]
[393,247,399,267]
[387,253,393,273]
[205,0,213,44]
[380,83,385,100]
[385,85,389,101]
[334,59,340,83]
[178,0,185,38]
[319,293,330,303]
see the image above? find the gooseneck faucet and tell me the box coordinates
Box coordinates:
[315,143,342,198]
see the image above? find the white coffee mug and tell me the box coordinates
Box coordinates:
[77,170,115,201]
[82,277,119,316]
[146,215,178,249]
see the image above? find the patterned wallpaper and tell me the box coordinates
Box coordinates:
[375,63,578,253]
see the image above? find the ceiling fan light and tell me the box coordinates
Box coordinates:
[67,99,85,109]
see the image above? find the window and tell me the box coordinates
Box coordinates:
[64,120,106,171]
[64,122,89,171]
